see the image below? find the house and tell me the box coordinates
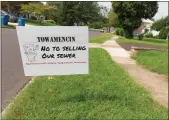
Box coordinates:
[142,19,154,29]
[133,19,154,36]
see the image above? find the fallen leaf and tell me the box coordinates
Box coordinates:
[48,76,54,80]
[15,112,21,116]
[48,89,53,93]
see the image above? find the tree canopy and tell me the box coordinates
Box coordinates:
[47,1,107,27]
[107,9,118,27]
[21,3,56,21]
[159,27,168,39]
[112,2,158,38]
[151,16,168,31]
[1,1,31,14]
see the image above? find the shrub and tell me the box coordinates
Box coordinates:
[119,29,124,36]
[159,27,168,39]
[115,28,121,35]
[138,33,144,40]
[145,32,153,38]
[144,28,149,34]
[30,16,37,20]
[26,19,56,26]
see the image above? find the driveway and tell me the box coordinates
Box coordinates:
[1,28,103,111]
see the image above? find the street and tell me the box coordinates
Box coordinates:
[1,28,31,111]
[1,28,103,111]
[89,29,103,38]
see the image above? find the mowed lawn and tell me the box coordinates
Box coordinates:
[26,19,57,26]
[117,37,168,47]
[132,50,168,76]
[89,33,114,43]
[2,49,168,119]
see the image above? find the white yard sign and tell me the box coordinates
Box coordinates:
[16,26,88,76]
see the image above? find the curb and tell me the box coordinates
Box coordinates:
[131,46,168,51]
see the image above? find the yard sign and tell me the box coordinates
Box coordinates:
[16,26,88,76]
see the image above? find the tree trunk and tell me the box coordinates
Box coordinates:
[27,14,29,19]
[7,4,10,13]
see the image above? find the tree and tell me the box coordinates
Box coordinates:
[47,2,63,24]
[21,3,56,21]
[61,2,79,26]
[112,2,158,39]
[107,9,118,27]
[159,27,168,39]
[1,1,31,15]
[47,2,106,26]
[151,16,168,31]
[100,6,108,17]
[144,28,149,34]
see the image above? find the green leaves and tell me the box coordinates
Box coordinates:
[113,2,158,18]
[112,2,158,38]
[47,2,107,26]
[107,9,118,27]
[151,17,168,31]
[21,3,56,17]
[159,27,168,39]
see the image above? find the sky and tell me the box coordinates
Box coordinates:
[98,2,168,20]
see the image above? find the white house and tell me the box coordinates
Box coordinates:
[141,19,154,29]
[133,19,159,36]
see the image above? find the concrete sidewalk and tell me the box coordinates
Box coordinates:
[8,22,33,26]
[101,39,134,63]
[89,36,168,107]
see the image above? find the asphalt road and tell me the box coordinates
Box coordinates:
[1,28,31,111]
[89,29,103,38]
[1,28,103,111]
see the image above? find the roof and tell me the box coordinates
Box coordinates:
[141,19,154,24]
[135,25,143,33]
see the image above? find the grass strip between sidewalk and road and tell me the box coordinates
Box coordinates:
[2,48,168,119]
[1,24,16,29]
[117,37,168,47]
[89,33,114,43]
[132,50,168,76]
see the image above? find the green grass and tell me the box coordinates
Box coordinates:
[117,37,168,47]
[2,48,168,119]
[89,33,114,43]
[26,19,57,26]
[132,50,168,76]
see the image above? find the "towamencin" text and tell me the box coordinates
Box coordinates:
[37,37,75,42]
